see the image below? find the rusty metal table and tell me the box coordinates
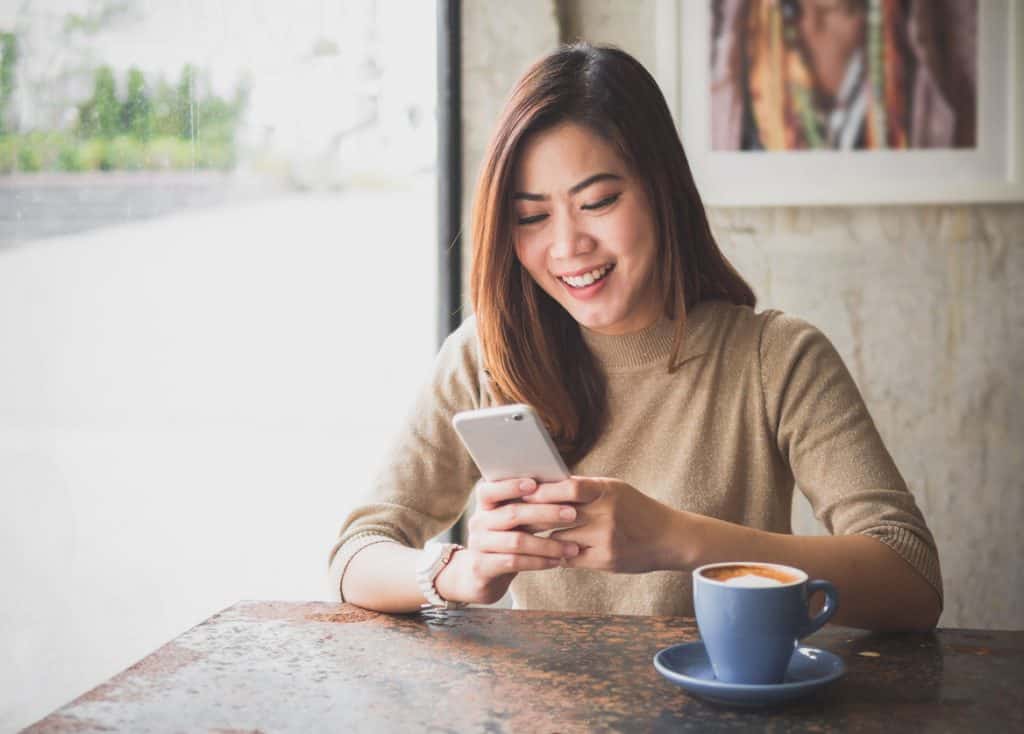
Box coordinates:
[25,601,1024,733]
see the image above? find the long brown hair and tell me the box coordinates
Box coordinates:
[470,43,755,465]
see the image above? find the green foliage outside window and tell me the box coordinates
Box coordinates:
[122,68,152,141]
[0,32,17,136]
[0,48,248,174]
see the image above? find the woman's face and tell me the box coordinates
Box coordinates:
[512,122,661,336]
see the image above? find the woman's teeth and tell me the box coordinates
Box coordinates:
[560,264,613,288]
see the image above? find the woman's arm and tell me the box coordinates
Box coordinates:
[340,479,579,613]
[535,476,941,631]
[755,312,943,628]
[341,541,433,613]
[328,320,483,606]
[664,510,942,631]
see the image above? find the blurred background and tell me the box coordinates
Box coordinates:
[2,1,1022,731]
[1,1,438,730]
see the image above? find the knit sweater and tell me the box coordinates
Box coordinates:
[328,300,943,615]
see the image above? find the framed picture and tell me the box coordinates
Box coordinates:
[654,0,1024,206]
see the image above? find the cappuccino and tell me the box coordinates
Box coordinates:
[701,564,800,586]
[693,562,840,684]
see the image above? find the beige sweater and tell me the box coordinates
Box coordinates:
[329,301,942,615]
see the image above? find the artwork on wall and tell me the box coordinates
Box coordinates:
[655,0,1024,205]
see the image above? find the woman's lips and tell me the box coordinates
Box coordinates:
[558,267,612,301]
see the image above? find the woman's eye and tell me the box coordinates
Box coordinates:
[581,193,621,211]
[517,213,549,226]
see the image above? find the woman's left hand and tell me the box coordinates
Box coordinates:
[520,476,682,573]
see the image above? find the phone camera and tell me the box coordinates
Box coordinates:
[513,413,524,421]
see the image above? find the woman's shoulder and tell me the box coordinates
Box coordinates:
[695,300,834,361]
[691,300,776,344]
[697,300,824,337]
[433,314,482,369]
[432,314,491,400]
[442,312,479,345]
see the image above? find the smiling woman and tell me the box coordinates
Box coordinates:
[512,128,661,337]
[330,42,943,633]
[469,48,755,467]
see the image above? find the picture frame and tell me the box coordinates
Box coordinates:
[654,0,1024,206]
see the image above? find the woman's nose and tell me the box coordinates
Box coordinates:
[549,213,595,260]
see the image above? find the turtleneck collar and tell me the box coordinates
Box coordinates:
[579,301,714,373]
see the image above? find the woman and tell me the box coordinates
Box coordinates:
[329,43,941,630]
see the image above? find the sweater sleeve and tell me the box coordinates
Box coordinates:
[759,312,943,606]
[327,318,485,601]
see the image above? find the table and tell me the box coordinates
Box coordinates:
[26,602,1023,733]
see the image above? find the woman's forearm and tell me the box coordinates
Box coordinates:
[340,541,429,614]
[663,511,941,631]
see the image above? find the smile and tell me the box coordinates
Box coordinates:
[558,264,615,289]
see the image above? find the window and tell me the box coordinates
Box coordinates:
[0,2,438,729]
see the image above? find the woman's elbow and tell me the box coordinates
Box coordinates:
[881,587,942,632]
[916,591,943,630]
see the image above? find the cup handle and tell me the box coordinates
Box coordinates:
[802,580,839,637]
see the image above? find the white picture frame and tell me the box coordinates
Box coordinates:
[654,0,1024,206]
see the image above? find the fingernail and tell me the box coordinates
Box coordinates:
[563,544,579,558]
[547,558,561,567]
[520,479,537,493]
[559,507,576,521]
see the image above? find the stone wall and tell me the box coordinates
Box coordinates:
[460,0,1024,629]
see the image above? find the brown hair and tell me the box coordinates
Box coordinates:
[469,43,755,465]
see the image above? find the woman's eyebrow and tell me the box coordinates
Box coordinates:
[512,172,623,200]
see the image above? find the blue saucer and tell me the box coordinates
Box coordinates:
[653,641,845,708]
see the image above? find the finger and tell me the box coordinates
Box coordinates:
[476,478,538,509]
[547,531,596,569]
[529,524,580,539]
[557,551,592,570]
[481,502,578,532]
[476,552,564,577]
[520,477,603,505]
[518,505,591,534]
[473,530,580,560]
[548,527,588,545]
[518,520,583,535]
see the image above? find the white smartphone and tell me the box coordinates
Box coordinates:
[452,404,570,483]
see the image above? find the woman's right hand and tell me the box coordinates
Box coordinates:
[434,478,581,605]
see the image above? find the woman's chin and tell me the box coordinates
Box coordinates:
[556,293,633,334]
[568,308,620,333]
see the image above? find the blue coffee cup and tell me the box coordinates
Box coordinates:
[693,562,839,685]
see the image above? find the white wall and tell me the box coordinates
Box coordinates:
[0,183,437,731]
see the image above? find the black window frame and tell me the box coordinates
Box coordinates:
[437,0,464,544]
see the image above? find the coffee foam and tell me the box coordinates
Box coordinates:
[721,574,784,588]
[701,563,801,586]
